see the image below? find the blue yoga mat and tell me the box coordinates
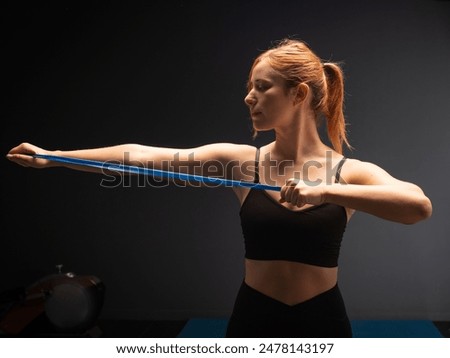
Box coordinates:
[177,319,443,338]
[351,320,443,338]
[178,319,229,338]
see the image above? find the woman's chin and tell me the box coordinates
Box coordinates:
[253,124,272,132]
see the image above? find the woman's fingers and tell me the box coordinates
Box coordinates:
[6,143,50,168]
[280,178,325,207]
[280,178,300,205]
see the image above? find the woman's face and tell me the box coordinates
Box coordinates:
[244,58,297,131]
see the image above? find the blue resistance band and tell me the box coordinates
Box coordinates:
[33,153,282,192]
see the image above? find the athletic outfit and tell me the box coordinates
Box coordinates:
[226,148,352,338]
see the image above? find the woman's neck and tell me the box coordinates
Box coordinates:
[272,116,328,162]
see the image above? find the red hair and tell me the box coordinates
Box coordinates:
[249,39,352,154]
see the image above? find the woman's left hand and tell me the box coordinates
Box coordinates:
[279,178,327,207]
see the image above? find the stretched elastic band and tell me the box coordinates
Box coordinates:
[33,154,282,192]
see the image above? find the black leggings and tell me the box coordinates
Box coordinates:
[226,281,352,338]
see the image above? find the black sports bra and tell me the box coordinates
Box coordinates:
[240,148,347,268]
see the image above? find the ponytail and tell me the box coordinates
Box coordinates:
[323,62,351,154]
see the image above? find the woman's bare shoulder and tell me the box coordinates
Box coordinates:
[339,157,403,185]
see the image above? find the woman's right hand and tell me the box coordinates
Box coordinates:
[6,142,55,169]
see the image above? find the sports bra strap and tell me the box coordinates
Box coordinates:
[254,148,260,183]
[335,157,347,183]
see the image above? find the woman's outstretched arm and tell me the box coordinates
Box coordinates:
[6,142,257,183]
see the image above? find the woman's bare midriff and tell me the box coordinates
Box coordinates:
[245,259,338,306]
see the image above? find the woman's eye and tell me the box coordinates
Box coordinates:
[255,83,268,91]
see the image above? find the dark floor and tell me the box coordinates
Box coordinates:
[2,318,449,338]
[434,321,450,338]
[96,319,188,338]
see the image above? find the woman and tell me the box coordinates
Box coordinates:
[6,39,432,337]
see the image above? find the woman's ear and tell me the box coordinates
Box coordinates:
[293,83,309,104]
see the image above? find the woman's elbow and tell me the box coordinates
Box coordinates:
[418,195,433,220]
[403,196,433,225]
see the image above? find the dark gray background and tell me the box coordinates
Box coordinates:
[2,0,449,321]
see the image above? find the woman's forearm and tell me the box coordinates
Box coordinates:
[48,144,145,173]
[325,183,432,224]
[54,144,147,163]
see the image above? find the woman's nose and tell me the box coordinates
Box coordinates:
[244,92,256,107]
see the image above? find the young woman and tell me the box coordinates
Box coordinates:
[7,39,432,337]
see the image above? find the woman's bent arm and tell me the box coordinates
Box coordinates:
[280,158,432,225]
